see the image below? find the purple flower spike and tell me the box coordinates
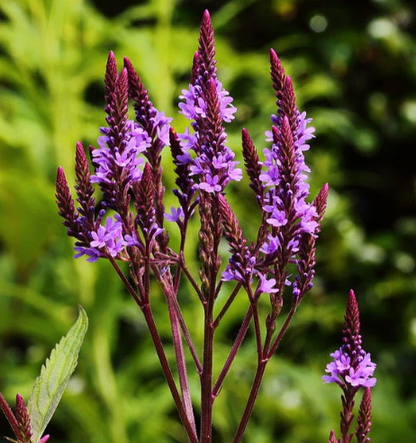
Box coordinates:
[124,56,173,160]
[169,128,198,219]
[91,56,154,192]
[56,167,79,239]
[218,194,254,286]
[192,78,242,193]
[293,183,329,301]
[15,393,32,443]
[260,51,318,274]
[92,54,132,211]
[178,10,241,193]
[356,388,373,443]
[133,163,165,243]
[179,11,236,125]
[242,128,264,204]
[124,56,172,252]
[324,290,376,443]
[323,290,376,390]
[327,430,338,443]
[262,107,317,234]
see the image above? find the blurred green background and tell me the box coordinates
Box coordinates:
[1,0,416,441]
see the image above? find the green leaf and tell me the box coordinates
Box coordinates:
[27,306,88,443]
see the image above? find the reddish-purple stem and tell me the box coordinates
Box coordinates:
[141,304,199,443]
[232,361,268,443]
[180,252,205,303]
[233,304,299,443]
[154,273,202,374]
[108,256,198,443]
[267,304,298,358]
[213,307,253,397]
[0,392,20,440]
[200,297,215,443]
[107,254,143,304]
[213,283,242,328]
[158,275,197,434]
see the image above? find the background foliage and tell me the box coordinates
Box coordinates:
[1,0,416,441]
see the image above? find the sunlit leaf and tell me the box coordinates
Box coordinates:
[27,306,88,443]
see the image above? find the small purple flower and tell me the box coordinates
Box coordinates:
[177,128,197,154]
[165,207,185,222]
[323,348,376,389]
[221,267,236,282]
[345,353,377,388]
[260,235,281,255]
[179,81,236,123]
[74,246,101,262]
[73,215,128,262]
[264,204,287,228]
[150,110,173,147]
[198,174,222,193]
[260,235,299,257]
[221,253,256,284]
[259,163,280,187]
[89,225,107,249]
[91,121,151,186]
[89,216,126,257]
[258,274,278,294]
[124,232,140,247]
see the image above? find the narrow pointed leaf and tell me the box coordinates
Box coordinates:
[27,306,88,443]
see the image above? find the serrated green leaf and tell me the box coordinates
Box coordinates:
[27,306,88,443]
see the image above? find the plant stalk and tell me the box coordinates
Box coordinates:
[200,304,215,443]
[141,304,199,443]
[0,392,20,440]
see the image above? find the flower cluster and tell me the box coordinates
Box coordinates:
[74,215,138,262]
[54,10,331,443]
[323,290,377,390]
[323,290,376,443]
[90,121,150,186]
[259,51,319,269]
[219,50,328,304]
[178,12,242,194]
[323,348,376,388]
[179,80,236,124]
[56,52,170,263]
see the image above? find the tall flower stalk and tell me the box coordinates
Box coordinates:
[56,10,329,443]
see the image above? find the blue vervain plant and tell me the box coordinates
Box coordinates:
[1,9,377,443]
